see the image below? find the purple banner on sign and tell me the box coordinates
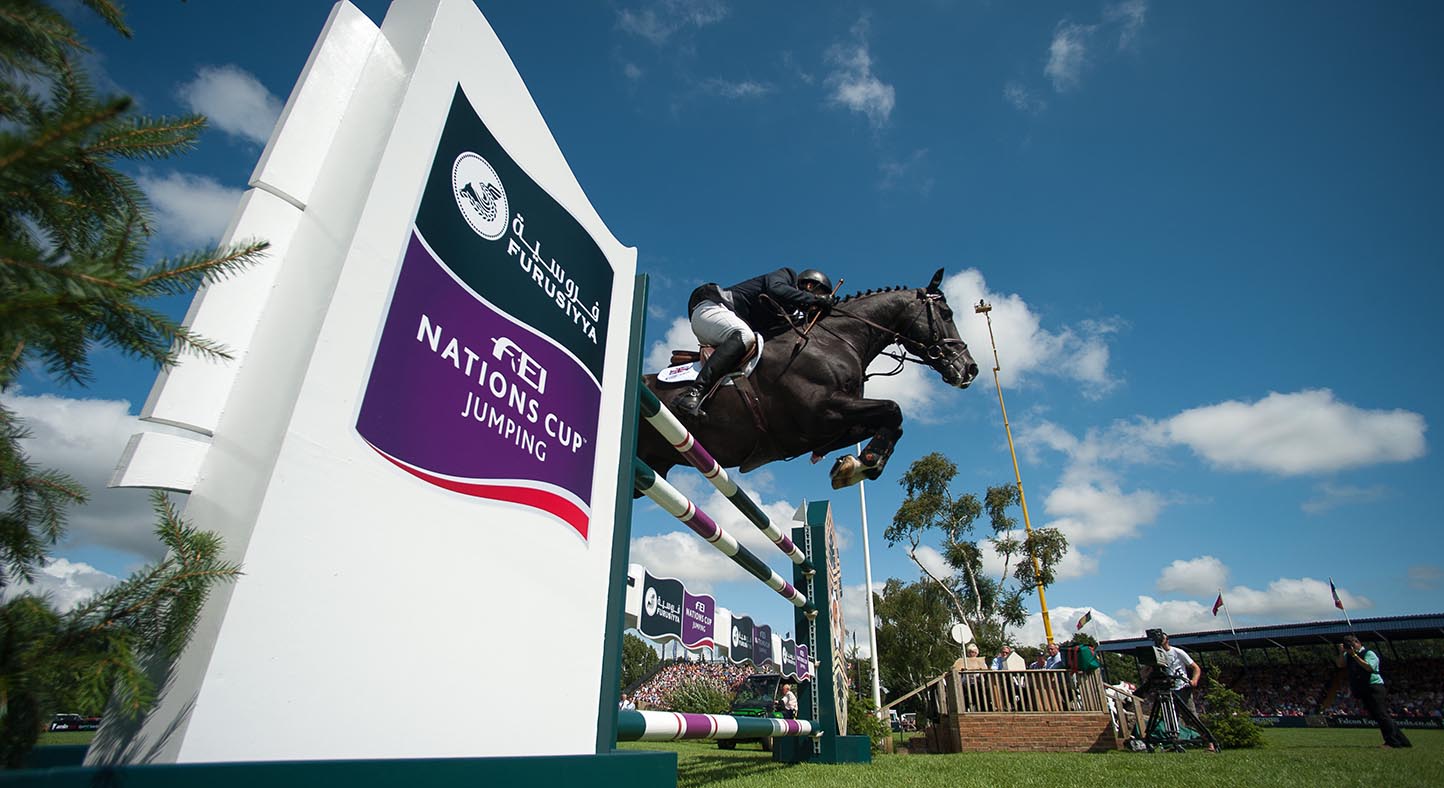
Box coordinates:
[753,624,773,665]
[356,230,601,538]
[681,590,715,649]
[796,644,811,681]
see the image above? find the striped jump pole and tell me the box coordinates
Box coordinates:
[639,387,814,575]
[634,459,814,614]
[616,710,816,742]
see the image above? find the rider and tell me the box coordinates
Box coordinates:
[673,267,836,417]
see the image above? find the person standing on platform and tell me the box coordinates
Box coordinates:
[779,682,798,720]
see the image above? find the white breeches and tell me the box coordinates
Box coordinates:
[690,300,755,350]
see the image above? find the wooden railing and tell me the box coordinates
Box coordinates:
[952,669,1109,714]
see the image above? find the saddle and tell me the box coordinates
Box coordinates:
[655,334,764,386]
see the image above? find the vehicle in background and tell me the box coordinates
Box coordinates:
[48,714,100,732]
[720,673,807,752]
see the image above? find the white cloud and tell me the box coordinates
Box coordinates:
[1,558,119,613]
[138,171,242,249]
[862,349,953,424]
[624,62,644,81]
[617,0,729,45]
[0,393,168,564]
[1301,481,1390,514]
[644,316,696,373]
[824,19,895,128]
[944,268,1122,396]
[1157,556,1228,596]
[701,78,773,99]
[1003,81,1046,114]
[841,580,887,658]
[1106,0,1149,49]
[911,545,952,582]
[1407,565,1442,592]
[1012,605,1129,646]
[1223,577,1370,619]
[1043,481,1164,544]
[1164,389,1427,475]
[1045,22,1090,92]
[1127,595,1215,636]
[1042,2,1148,92]
[177,65,282,146]
[631,474,805,595]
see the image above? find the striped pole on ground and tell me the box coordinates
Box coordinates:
[634,459,812,612]
[616,710,816,742]
[639,387,813,574]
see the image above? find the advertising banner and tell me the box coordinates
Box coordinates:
[638,572,684,643]
[356,88,613,540]
[754,624,773,666]
[681,589,716,649]
[729,614,755,665]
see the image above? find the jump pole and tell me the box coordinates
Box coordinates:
[638,387,814,574]
[616,711,816,742]
[633,459,813,614]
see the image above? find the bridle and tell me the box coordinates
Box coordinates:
[824,290,969,381]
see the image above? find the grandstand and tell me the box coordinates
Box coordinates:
[1099,613,1443,728]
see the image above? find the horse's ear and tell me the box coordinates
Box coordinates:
[927,268,945,293]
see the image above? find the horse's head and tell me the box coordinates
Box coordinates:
[910,269,979,389]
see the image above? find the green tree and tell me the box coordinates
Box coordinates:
[1200,664,1263,749]
[0,0,263,763]
[873,577,957,703]
[619,632,660,691]
[885,453,1068,650]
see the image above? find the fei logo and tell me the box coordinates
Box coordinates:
[452,152,508,240]
[644,587,658,617]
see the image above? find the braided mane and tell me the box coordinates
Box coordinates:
[838,285,911,305]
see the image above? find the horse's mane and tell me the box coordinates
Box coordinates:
[838,285,912,305]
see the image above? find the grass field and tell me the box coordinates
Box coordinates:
[35,728,1443,786]
[619,728,1444,788]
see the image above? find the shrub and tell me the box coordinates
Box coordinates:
[1201,665,1263,749]
[846,692,890,751]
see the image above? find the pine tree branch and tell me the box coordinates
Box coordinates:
[0,96,128,171]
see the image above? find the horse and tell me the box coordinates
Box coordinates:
[639,268,980,489]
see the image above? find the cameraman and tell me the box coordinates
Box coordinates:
[1154,631,1203,714]
[1337,635,1411,748]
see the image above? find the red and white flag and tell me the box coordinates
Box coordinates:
[1212,593,1224,616]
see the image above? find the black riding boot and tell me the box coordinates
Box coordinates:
[672,332,749,417]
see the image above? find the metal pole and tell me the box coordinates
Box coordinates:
[857,444,884,717]
[974,300,1055,644]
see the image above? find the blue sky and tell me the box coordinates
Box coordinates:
[7,1,1440,654]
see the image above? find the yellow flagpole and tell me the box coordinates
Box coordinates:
[975,300,1055,645]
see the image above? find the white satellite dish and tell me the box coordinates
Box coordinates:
[949,623,973,645]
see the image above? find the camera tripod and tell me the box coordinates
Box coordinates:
[1141,686,1219,753]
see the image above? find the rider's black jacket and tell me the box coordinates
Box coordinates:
[688,267,830,337]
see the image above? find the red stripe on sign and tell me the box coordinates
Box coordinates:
[372,447,589,540]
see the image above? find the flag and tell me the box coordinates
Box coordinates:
[1330,577,1345,610]
[1075,610,1092,630]
[1212,593,1224,616]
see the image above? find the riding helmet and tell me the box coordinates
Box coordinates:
[798,268,833,293]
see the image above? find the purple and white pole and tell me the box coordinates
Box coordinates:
[639,387,813,574]
[634,459,812,612]
[616,709,816,742]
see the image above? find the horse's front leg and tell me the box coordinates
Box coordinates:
[815,396,903,489]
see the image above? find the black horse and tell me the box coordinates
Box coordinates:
[639,269,980,489]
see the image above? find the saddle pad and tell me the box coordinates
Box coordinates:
[655,333,764,385]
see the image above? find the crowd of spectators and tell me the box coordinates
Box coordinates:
[1216,656,1443,720]
[631,658,756,710]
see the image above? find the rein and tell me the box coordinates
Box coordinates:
[827,292,967,380]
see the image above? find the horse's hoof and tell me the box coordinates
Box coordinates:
[829,456,865,489]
